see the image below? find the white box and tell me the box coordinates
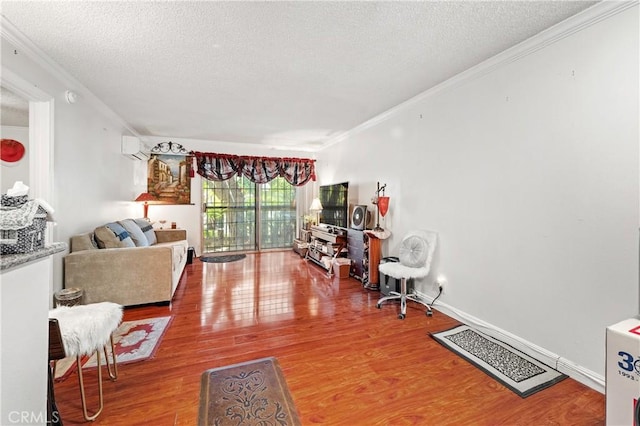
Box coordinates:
[606,317,640,426]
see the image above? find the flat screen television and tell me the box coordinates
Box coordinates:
[319,182,349,229]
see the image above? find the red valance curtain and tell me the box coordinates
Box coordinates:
[192,152,316,186]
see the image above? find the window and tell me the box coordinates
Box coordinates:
[202,176,296,253]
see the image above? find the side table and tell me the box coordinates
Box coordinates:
[155,229,187,243]
[363,229,391,290]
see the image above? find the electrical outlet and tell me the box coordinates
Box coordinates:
[436,275,447,293]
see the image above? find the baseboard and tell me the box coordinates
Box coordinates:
[417,290,605,394]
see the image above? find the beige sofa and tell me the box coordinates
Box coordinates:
[64,222,188,307]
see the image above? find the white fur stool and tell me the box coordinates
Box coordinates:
[49,301,122,421]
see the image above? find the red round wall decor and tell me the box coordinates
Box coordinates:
[0,139,26,162]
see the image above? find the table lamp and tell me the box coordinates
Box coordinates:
[134,192,160,219]
[309,198,323,226]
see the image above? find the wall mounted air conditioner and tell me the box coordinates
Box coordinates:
[121,136,150,161]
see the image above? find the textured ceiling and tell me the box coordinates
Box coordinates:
[1,1,598,150]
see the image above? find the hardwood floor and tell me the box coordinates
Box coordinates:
[52,251,605,425]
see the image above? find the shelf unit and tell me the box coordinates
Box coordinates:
[363,231,384,290]
[348,229,388,290]
[293,228,311,257]
[347,229,369,284]
[305,226,347,275]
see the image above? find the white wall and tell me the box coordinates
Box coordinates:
[1,35,136,296]
[0,125,29,193]
[1,257,52,425]
[316,4,639,383]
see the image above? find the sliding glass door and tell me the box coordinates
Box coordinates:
[258,178,297,250]
[202,176,296,253]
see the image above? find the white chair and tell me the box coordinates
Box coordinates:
[377,230,437,319]
[49,302,122,421]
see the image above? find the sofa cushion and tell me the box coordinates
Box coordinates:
[94,226,121,248]
[105,222,136,247]
[119,218,150,247]
[70,232,99,252]
[95,224,135,248]
[134,218,157,245]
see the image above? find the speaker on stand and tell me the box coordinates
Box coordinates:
[351,205,367,230]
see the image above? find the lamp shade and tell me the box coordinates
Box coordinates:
[134,192,157,203]
[134,193,161,218]
[309,198,323,211]
[377,196,390,217]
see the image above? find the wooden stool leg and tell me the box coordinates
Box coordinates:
[76,352,104,421]
[47,363,63,426]
[103,334,118,381]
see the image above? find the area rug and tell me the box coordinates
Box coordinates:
[200,254,246,263]
[198,357,301,426]
[54,316,172,382]
[430,325,567,398]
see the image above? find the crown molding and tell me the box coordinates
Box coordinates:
[0,67,50,101]
[323,0,639,149]
[1,15,140,137]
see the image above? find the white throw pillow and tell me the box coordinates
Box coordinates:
[134,218,157,245]
[399,235,429,267]
[119,219,150,247]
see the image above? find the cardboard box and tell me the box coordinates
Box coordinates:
[606,317,640,426]
[333,258,351,279]
[292,239,308,258]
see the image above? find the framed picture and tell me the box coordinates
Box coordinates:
[147,154,191,204]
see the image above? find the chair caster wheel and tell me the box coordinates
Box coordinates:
[398,313,405,320]
[426,310,433,317]
[376,303,381,309]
